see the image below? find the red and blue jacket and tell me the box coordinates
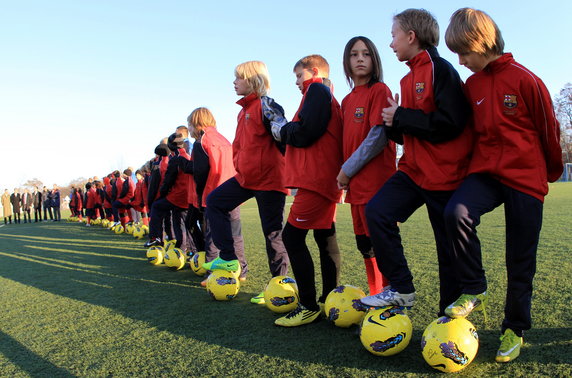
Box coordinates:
[280,78,343,202]
[464,53,563,201]
[391,46,473,191]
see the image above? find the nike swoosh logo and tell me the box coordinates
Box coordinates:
[295,218,308,222]
[476,98,485,105]
[498,344,520,356]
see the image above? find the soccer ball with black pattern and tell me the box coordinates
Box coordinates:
[421,316,479,372]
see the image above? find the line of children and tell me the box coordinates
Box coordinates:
[67,7,561,363]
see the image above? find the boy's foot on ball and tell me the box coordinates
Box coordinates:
[445,291,488,320]
[202,257,239,272]
[360,287,415,308]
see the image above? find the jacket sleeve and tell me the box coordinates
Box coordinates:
[280,83,332,147]
[192,142,210,203]
[147,169,160,206]
[392,59,471,143]
[341,125,388,177]
[119,178,130,199]
[261,96,287,154]
[525,76,564,182]
[159,158,179,197]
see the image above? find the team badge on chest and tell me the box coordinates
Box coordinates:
[503,95,517,109]
[354,107,365,121]
[415,82,425,93]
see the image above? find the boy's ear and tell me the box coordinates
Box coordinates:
[407,30,417,45]
[311,67,319,77]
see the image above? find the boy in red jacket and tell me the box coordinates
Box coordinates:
[360,9,472,316]
[444,8,563,362]
[202,61,290,303]
[267,55,343,327]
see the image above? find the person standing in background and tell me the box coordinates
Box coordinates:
[2,189,12,224]
[10,188,22,224]
[42,186,53,221]
[33,186,42,222]
[21,189,33,223]
[51,185,61,221]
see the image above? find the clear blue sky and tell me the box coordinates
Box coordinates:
[1,0,570,191]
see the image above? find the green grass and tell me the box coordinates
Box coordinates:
[0,183,571,377]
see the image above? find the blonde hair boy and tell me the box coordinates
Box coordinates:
[234,61,270,97]
[394,8,439,50]
[187,107,217,138]
[445,8,504,55]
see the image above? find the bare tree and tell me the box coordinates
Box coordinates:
[554,83,572,164]
[22,178,43,190]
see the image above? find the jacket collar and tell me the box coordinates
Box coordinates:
[302,77,325,94]
[484,53,514,72]
[236,92,259,108]
[407,46,439,68]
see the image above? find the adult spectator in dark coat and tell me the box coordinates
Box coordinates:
[10,188,21,224]
[32,187,42,222]
[21,189,33,223]
[51,185,61,221]
[42,186,53,221]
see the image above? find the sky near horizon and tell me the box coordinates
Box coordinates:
[1,0,570,192]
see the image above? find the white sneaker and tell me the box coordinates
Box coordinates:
[360,287,415,308]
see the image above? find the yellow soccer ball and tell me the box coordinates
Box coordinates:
[124,223,134,234]
[114,224,124,234]
[146,246,165,265]
[164,239,177,251]
[101,219,109,228]
[325,285,367,328]
[206,270,240,300]
[163,248,186,270]
[264,276,299,313]
[360,306,413,356]
[141,225,149,235]
[132,226,144,239]
[189,251,207,276]
[421,316,479,373]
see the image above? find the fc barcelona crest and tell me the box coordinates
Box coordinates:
[415,82,425,93]
[354,107,365,119]
[504,95,517,109]
[245,113,250,120]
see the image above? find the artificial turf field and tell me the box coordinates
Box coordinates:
[0,183,570,377]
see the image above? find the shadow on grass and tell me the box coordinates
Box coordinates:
[1,222,569,375]
[0,330,74,377]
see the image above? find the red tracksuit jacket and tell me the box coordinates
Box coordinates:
[283,78,343,202]
[86,187,97,209]
[201,127,236,208]
[341,82,397,204]
[464,53,563,201]
[393,47,473,191]
[162,149,191,209]
[233,93,287,193]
